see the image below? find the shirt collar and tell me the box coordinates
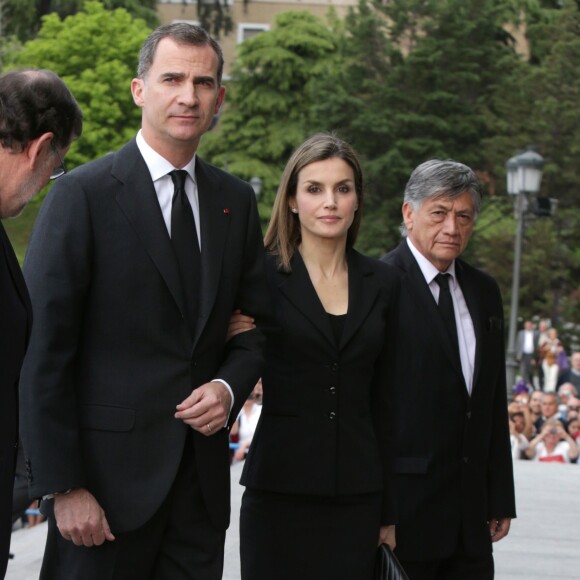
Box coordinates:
[136,130,197,184]
[406,237,456,286]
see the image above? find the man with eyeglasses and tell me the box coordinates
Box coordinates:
[0,68,82,578]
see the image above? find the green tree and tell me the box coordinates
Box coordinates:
[307,1,405,255]
[0,0,158,43]
[9,1,151,180]
[199,10,337,222]
[196,0,233,39]
[481,0,580,328]
[309,0,527,256]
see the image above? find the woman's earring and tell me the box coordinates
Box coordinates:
[291,208,298,214]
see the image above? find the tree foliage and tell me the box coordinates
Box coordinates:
[480,0,580,327]
[198,0,580,331]
[2,0,579,333]
[8,1,151,179]
[307,0,527,256]
[0,0,158,42]
[199,10,337,222]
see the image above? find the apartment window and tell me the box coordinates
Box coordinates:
[160,0,232,4]
[171,19,201,26]
[237,23,270,44]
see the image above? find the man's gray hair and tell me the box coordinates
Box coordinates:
[400,159,482,236]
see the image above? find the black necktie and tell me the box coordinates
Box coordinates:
[169,170,200,334]
[435,273,460,359]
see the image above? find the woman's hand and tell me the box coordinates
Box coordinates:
[226,309,255,341]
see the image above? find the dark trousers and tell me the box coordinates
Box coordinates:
[40,435,225,580]
[0,446,17,579]
[519,353,535,386]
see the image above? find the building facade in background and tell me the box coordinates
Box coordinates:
[157,0,359,76]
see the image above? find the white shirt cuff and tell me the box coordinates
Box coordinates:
[212,379,235,428]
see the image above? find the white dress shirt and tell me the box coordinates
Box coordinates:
[136,130,201,247]
[136,131,234,417]
[523,330,535,354]
[406,237,476,394]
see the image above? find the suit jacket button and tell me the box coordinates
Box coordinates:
[463,456,469,464]
[329,411,336,420]
[329,386,336,395]
[466,411,471,419]
[330,363,338,372]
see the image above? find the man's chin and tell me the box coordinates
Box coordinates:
[5,203,26,219]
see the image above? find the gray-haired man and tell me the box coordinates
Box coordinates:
[380,160,516,579]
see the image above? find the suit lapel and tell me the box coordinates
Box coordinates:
[112,140,188,326]
[0,222,32,337]
[277,252,336,350]
[277,249,381,353]
[339,250,380,351]
[395,242,466,385]
[194,158,229,345]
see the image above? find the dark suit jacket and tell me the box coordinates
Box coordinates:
[241,250,398,516]
[515,328,539,360]
[556,368,580,390]
[0,222,31,577]
[19,139,271,533]
[381,241,516,561]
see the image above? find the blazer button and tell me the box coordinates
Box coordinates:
[329,386,336,395]
[330,362,339,372]
[463,456,469,464]
[466,411,472,419]
[329,411,337,420]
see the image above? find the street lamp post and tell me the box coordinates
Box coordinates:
[249,176,263,200]
[505,149,544,396]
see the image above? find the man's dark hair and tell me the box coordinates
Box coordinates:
[0,69,83,152]
[137,23,224,85]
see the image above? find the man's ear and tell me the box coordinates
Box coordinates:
[131,78,145,108]
[214,85,226,114]
[25,132,53,171]
[402,202,414,233]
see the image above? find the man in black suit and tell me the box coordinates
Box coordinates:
[0,69,82,578]
[515,320,539,387]
[381,160,516,579]
[19,24,271,579]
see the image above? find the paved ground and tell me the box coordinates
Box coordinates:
[7,460,580,579]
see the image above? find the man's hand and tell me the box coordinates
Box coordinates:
[226,310,255,341]
[489,517,511,543]
[54,488,115,547]
[378,525,396,550]
[175,381,232,435]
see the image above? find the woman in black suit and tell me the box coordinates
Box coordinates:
[232,133,399,579]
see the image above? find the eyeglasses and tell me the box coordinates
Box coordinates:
[50,144,67,180]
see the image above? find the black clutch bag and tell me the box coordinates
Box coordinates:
[374,544,410,580]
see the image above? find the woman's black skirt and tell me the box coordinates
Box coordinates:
[240,487,382,580]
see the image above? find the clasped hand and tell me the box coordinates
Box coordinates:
[175,380,232,435]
